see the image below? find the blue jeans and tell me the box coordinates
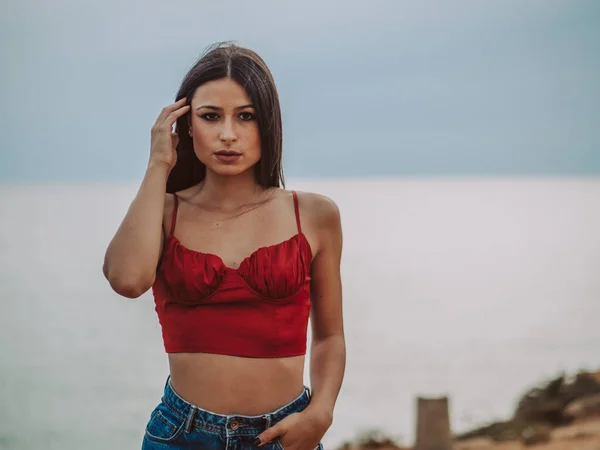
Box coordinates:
[142,376,324,450]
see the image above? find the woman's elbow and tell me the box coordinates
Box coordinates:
[103,264,154,299]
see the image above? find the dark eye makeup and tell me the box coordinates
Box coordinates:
[199,111,256,122]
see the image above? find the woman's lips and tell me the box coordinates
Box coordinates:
[214,151,241,163]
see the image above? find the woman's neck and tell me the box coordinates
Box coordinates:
[193,169,272,211]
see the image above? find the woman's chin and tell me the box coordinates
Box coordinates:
[207,164,254,177]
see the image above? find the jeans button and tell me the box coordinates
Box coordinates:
[230,420,239,430]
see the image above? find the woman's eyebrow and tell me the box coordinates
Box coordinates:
[196,104,254,111]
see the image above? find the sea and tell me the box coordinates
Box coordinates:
[1,177,599,450]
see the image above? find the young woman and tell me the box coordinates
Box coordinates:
[102,42,346,450]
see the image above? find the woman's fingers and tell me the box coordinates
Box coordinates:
[153,98,188,129]
[165,104,190,128]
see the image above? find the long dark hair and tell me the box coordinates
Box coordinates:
[166,42,284,193]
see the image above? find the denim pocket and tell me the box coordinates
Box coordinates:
[144,403,186,443]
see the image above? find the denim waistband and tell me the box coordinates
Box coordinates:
[161,376,311,436]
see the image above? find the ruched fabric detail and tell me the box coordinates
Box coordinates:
[152,190,313,358]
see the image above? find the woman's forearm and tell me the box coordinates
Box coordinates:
[307,333,346,422]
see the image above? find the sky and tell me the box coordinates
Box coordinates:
[1,0,599,181]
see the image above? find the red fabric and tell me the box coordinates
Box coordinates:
[152,191,312,358]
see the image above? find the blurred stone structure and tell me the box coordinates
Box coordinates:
[414,396,453,450]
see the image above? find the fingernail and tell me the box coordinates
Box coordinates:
[253,437,261,446]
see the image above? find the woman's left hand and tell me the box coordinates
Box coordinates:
[255,408,332,450]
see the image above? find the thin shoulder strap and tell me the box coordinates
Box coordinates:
[169,194,179,236]
[292,190,302,233]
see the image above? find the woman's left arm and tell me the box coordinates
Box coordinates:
[305,194,346,426]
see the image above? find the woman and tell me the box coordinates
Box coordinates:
[103,42,346,450]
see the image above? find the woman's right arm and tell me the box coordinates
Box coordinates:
[102,99,190,298]
[102,163,170,298]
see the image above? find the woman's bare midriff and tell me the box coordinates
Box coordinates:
[168,353,306,415]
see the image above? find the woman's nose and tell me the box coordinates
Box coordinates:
[219,119,237,144]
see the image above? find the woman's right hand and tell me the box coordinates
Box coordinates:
[149,98,191,170]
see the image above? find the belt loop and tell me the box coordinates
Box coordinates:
[263,414,272,428]
[184,406,197,433]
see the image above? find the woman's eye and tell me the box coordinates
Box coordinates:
[201,113,219,121]
[239,112,256,121]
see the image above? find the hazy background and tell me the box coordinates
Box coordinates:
[1,1,599,449]
[1,0,599,180]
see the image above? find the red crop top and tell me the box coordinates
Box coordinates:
[151,191,312,358]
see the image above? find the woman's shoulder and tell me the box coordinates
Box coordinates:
[162,185,201,233]
[291,189,341,228]
[171,183,203,201]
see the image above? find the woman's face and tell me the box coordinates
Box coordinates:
[188,78,261,177]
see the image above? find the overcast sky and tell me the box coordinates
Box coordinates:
[1,0,599,181]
